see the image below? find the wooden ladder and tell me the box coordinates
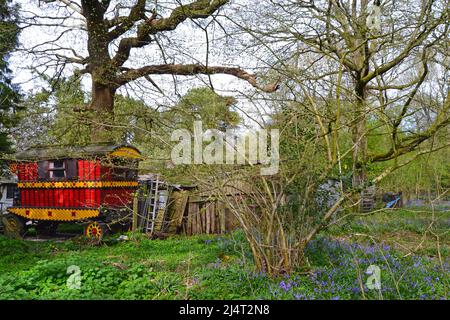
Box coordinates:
[361,186,376,212]
[144,176,160,235]
[136,176,161,234]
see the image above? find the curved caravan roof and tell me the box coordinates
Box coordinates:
[11,143,142,161]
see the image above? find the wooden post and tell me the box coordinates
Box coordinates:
[132,193,138,232]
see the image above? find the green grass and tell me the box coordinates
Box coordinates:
[0,209,448,300]
[327,208,449,257]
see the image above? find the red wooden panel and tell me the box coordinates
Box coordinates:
[90,189,94,207]
[26,189,31,206]
[69,189,73,207]
[95,189,100,206]
[85,160,90,180]
[101,166,110,180]
[90,189,95,206]
[22,189,27,206]
[22,164,27,181]
[102,189,109,206]
[55,189,59,207]
[69,189,74,207]
[34,190,40,206]
[112,189,117,206]
[50,189,55,207]
[89,161,94,180]
[85,189,91,207]
[78,160,84,180]
[39,189,44,207]
[62,189,67,207]
[46,189,50,207]
[55,189,61,207]
[100,188,135,208]
[58,189,69,207]
[24,164,30,181]
[94,161,100,180]
[91,189,96,206]
[20,163,25,181]
[79,188,85,207]
[83,161,88,180]
[18,164,23,181]
[86,161,92,180]
[27,163,38,181]
[29,189,35,206]
[21,163,35,181]
[43,189,48,207]
[64,189,68,207]
[49,189,53,207]
[66,189,71,207]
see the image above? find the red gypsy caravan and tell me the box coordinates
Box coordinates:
[3,143,142,240]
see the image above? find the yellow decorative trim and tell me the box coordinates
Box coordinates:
[109,147,143,159]
[8,207,100,221]
[17,181,139,189]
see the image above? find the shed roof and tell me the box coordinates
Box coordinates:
[11,143,142,161]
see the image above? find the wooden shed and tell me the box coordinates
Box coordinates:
[137,178,242,236]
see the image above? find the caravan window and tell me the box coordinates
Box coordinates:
[49,160,66,179]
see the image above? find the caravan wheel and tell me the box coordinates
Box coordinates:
[2,214,26,239]
[84,221,107,241]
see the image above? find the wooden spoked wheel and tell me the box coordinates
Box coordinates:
[84,221,107,241]
[2,214,26,239]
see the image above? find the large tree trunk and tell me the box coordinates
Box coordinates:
[352,80,368,188]
[352,3,370,208]
[81,0,116,143]
[89,79,116,143]
[352,76,373,212]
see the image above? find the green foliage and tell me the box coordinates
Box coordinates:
[148,87,243,184]
[379,146,450,194]
[0,210,447,300]
[165,87,240,132]
[0,0,21,156]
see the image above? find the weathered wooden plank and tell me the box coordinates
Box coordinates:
[212,202,217,234]
[187,202,195,235]
[154,208,164,232]
[209,203,214,234]
[200,206,205,234]
[196,204,201,234]
[177,192,189,229]
[205,204,211,234]
[217,201,226,234]
[190,202,199,234]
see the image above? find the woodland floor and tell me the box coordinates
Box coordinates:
[0,208,448,300]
